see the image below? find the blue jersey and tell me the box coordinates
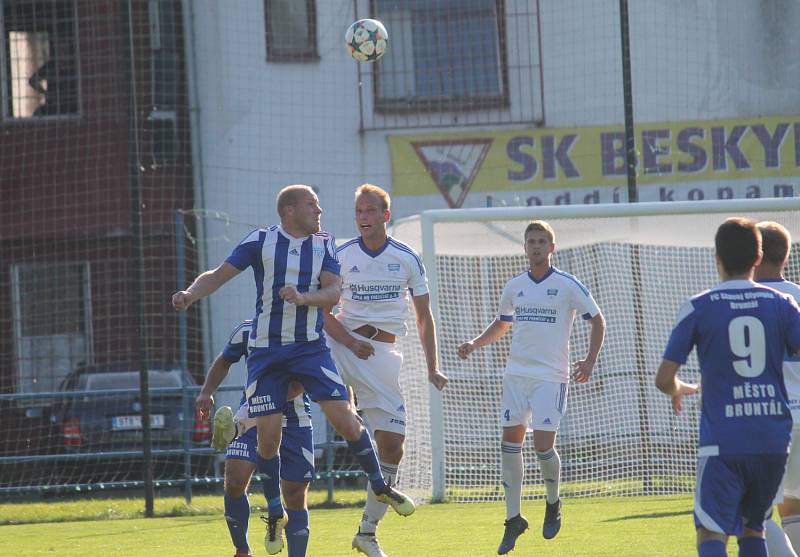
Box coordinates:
[222,320,312,427]
[225,225,340,348]
[664,280,800,455]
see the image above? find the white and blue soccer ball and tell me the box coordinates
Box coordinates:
[345,19,388,62]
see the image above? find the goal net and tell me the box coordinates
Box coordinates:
[392,198,800,503]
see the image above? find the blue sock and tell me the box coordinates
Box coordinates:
[286,508,310,557]
[738,537,767,557]
[347,429,386,492]
[698,539,727,557]
[256,454,283,517]
[224,494,251,554]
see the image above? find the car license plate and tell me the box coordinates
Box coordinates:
[111,414,165,430]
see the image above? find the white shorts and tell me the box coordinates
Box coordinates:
[328,335,405,435]
[783,425,800,501]
[500,374,568,432]
[361,407,406,436]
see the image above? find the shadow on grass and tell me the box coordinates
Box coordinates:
[64,515,220,540]
[603,509,692,522]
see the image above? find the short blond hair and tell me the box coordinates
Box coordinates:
[757,221,791,266]
[277,184,315,217]
[355,183,391,212]
[524,220,555,243]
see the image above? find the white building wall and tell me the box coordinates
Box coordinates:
[186,0,800,394]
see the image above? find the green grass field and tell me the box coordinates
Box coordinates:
[0,492,742,556]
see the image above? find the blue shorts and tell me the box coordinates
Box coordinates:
[246,339,347,417]
[694,453,787,535]
[225,426,315,483]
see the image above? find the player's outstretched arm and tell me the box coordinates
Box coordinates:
[322,310,374,360]
[457,319,512,359]
[172,262,242,311]
[412,294,447,390]
[572,313,606,383]
[196,354,234,420]
[655,359,699,415]
[280,271,341,307]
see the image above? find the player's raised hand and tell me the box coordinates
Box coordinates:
[348,339,375,360]
[671,382,700,415]
[279,285,307,305]
[571,359,595,383]
[457,341,476,359]
[429,370,448,390]
[172,290,194,311]
[195,392,214,420]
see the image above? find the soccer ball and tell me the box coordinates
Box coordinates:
[345,19,388,62]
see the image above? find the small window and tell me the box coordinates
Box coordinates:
[374,0,508,112]
[264,0,318,62]
[16,263,88,336]
[1,1,80,119]
[149,0,181,109]
[12,262,93,395]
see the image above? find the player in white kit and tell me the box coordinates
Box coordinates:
[324,184,447,557]
[457,220,605,555]
[756,222,800,557]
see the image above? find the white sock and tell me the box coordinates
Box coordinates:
[536,448,561,504]
[783,515,800,555]
[359,462,398,535]
[501,441,524,520]
[766,517,798,557]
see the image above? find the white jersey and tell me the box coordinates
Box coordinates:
[498,266,601,382]
[760,278,800,423]
[336,237,428,337]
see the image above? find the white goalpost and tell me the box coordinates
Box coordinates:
[391,198,800,503]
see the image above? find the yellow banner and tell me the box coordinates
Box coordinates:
[388,115,800,206]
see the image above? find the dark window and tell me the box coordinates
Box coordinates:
[150,0,181,110]
[2,1,79,118]
[12,262,93,394]
[264,0,318,62]
[148,1,181,165]
[373,0,508,112]
[15,263,89,336]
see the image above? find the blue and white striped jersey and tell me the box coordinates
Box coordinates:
[226,225,340,348]
[222,320,312,428]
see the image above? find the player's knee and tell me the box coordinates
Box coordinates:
[336,413,364,441]
[533,440,554,453]
[323,403,362,440]
[696,526,727,545]
[381,445,403,464]
[224,475,249,498]
[341,420,363,441]
[377,436,405,463]
[256,436,280,458]
[532,430,557,453]
[282,481,308,509]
